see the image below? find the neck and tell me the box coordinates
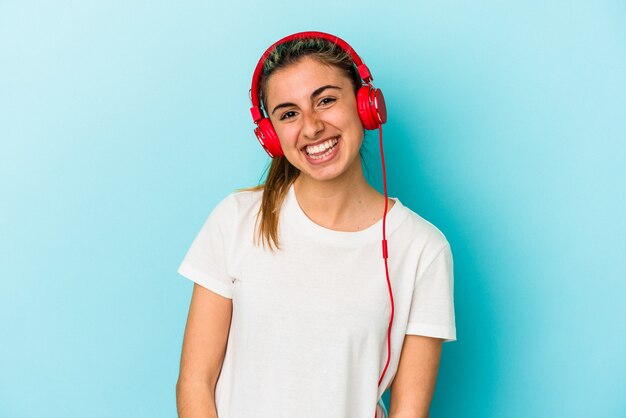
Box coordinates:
[293,161,382,231]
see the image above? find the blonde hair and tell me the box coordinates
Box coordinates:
[243,37,363,251]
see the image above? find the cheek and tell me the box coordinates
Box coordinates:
[329,102,362,130]
[273,124,299,148]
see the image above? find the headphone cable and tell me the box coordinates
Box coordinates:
[375,123,395,417]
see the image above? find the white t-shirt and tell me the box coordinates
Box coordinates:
[178,183,456,418]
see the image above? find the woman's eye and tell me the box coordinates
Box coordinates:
[280,111,297,120]
[319,97,336,106]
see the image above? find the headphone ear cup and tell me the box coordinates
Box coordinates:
[254,118,284,158]
[357,85,387,130]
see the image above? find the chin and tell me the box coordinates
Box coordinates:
[303,161,360,183]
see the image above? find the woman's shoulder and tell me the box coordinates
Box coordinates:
[229,186,264,204]
[213,186,263,216]
[196,187,263,237]
[393,199,450,251]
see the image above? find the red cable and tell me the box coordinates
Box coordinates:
[375,124,395,417]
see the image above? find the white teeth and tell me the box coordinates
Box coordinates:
[305,137,338,156]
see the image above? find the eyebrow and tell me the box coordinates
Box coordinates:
[271,85,342,115]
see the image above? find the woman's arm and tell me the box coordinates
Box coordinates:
[388,335,443,418]
[176,283,233,418]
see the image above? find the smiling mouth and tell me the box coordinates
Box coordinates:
[303,136,339,159]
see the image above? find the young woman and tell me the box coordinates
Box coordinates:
[176,32,456,418]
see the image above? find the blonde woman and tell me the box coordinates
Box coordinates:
[176,32,456,418]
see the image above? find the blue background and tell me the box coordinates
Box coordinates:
[1,1,625,417]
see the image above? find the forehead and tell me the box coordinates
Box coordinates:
[265,57,350,102]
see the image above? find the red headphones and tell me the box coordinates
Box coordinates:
[249,31,388,158]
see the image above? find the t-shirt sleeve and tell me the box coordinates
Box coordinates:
[406,243,457,342]
[177,196,235,299]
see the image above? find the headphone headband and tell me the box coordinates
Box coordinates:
[249,31,373,122]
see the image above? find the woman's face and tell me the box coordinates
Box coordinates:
[265,56,364,183]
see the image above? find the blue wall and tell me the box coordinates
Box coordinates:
[1,1,624,417]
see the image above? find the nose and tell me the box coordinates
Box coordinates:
[301,110,324,139]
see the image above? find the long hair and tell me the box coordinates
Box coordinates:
[243,37,363,251]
